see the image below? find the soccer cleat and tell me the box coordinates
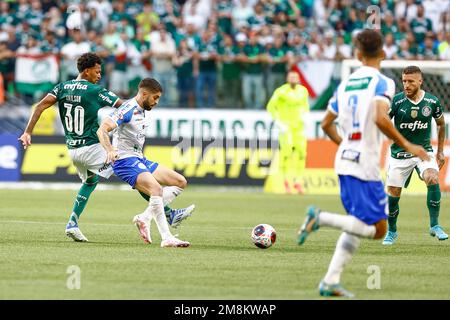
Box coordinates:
[132,215,152,244]
[319,280,355,298]
[297,205,321,245]
[430,225,449,241]
[161,237,190,248]
[65,222,89,242]
[382,231,398,245]
[168,205,195,228]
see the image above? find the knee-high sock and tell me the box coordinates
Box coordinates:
[138,190,175,219]
[162,186,183,206]
[388,196,400,232]
[427,184,441,227]
[150,196,173,240]
[68,176,98,225]
[323,232,360,285]
[318,212,376,239]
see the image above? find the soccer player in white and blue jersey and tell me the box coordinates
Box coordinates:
[97,78,191,247]
[296,30,430,297]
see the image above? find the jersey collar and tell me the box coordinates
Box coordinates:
[406,90,425,105]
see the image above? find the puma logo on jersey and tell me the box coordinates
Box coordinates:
[400,108,406,113]
[399,121,428,131]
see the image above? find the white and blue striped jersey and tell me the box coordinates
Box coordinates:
[327,66,395,181]
[108,98,148,159]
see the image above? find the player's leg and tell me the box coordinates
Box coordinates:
[421,165,448,240]
[383,157,416,245]
[146,162,195,227]
[134,171,190,247]
[298,176,387,245]
[319,232,358,298]
[292,132,307,194]
[383,186,402,245]
[278,130,294,193]
[137,190,177,223]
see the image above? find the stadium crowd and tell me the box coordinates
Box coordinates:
[0,0,449,108]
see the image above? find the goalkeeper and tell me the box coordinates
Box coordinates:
[266,71,309,194]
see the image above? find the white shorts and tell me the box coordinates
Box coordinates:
[68,143,114,183]
[386,152,439,188]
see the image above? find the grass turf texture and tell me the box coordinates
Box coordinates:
[0,188,449,299]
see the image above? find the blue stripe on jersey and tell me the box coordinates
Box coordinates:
[375,75,390,101]
[109,102,135,126]
[328,89,339,114]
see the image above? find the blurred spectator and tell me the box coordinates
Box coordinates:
[267,36,289,96]
[242,34,267,109]
[128,30,152,95]
[232,0,254,30]
[173,38,195,108]
[410,4,433,45]
[87,0,113,31]
[195,30,218,108]
[395,0,418,23]
[218,34,242,108]
[383,33,398,59]
[183,0,210,32]
[135,2,160,35]
[150,25,177,106]
[216,0,233,35]
[418,34,439,60]
[86,7,104,34]
[109,32,128,97]
[438,32,450,60]
[60,28,90,80]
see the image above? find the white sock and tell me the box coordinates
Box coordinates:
[138,208,153,223]
[150,196,173,241]
[319,212,376,239]
[162,186,183,206]
[323,232,360,285]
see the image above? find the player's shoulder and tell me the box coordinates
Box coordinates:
[423,91,440,105]
[117,99,138,113]
[393,92,407,105]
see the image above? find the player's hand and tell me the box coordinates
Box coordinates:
[18,133,31,149]
[436,151,446,170]
[405,142,430,162]
[106,150,119,164]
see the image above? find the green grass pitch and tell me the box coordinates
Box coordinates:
[0,188,449,299]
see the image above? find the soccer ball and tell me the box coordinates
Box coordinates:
[251,224,276,249]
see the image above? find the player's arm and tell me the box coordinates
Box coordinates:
[97,118,119,164]
[321,110,342,145]
[322,88,341,145]
[435,114,445,169]
[18,94,57,149]
[374,99,429,161]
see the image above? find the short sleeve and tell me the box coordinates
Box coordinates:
[327,89,339,115]
[374,75,395,104]
[388,95,399,118]
[108,103,134,126]
[97,88,119,108]
[48,83,60,99]
[433,98,444,119]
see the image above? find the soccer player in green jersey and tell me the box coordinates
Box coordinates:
[266,71,309,194]
[19,53,193,242]
[383,66,448,245]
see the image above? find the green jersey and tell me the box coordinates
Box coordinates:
[389,91,443,158]
[49,79,119,149]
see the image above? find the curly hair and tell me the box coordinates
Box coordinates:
[77,53,102,73]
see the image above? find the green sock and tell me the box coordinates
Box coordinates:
[138,191,171,219]
[427,184,441,228]
[68,175,99,225]
[388,195,400,232]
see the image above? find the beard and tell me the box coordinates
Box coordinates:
[405,87,419,98]
[143,101,154,110]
